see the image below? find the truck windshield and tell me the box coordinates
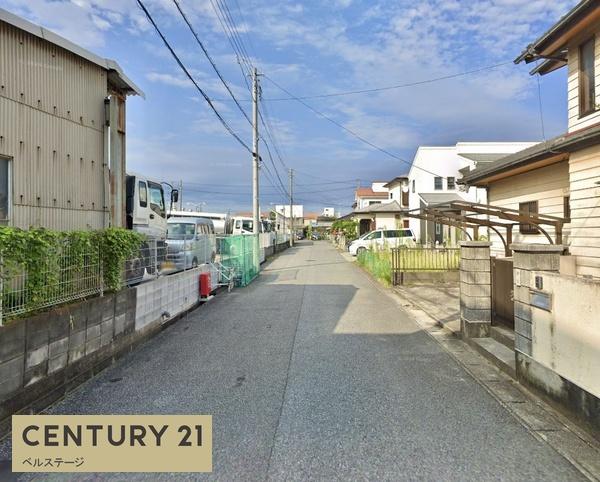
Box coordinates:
[148,182,165,217]
[167,223,195,240]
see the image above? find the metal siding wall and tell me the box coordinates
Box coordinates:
[0,20,107,230]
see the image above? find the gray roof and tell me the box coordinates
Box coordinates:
[461,123,600,185]
[353,201,406,214]
[418,193,464,205]
[458,153,513,163]
[514,0,596,75]
[0,7,144,97]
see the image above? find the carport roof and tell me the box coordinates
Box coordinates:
[418,193,464,205]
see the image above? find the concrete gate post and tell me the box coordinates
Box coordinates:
[510,243,563,356]
[459,241,492,338]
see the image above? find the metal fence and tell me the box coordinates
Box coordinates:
[0,240,170,324]
[216,235,260,287]
[0,242,103,322]
[391,247,460,273]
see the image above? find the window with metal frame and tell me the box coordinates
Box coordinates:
[434,177,443,190]
[579,37,596,117]
[447,177,455,190]
[138,181,147,207]
[519,200,540,234]
[412,180,415,193]
[402,190,409,206]
[0,157,10,225]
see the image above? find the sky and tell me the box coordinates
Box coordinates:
[0,0,580,214]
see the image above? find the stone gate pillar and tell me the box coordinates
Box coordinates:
[510,243,563,356]
[459,241,492,338]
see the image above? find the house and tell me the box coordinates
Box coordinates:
[353,182,389,209]
[461,0,600,278]
[322,207,335,217]
[0,8,143,231]
[352,201,406,235]
[408,142,535,245]
[457,0,600,433]
[275,204,304,232]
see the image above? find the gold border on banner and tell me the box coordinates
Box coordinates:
[12,415,212,473]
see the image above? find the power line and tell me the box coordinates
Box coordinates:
[136,0,251,153]
[172,0,251,125]
[213,60,513,102]
[263,74,449,180]
[208,0,252,91]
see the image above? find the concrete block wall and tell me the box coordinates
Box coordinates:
[511,244,563,356]
[459,241,492,338]
[0,288,136,433]
[135,267,214,331]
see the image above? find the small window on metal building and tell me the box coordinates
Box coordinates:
[434,177,443,190]
[519,200,540,234]
[139,181,148,207]
[0,157,10,225]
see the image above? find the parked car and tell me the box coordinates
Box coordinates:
[165,217,216,271]
[348,228,416,256]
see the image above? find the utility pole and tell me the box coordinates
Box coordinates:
[289,168,294,247]
[252,67,260,262]
[178,180,183,211]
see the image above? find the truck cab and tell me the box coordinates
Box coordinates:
[126,173,168,239]
[125,173,177,282]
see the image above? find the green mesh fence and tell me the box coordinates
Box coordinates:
[357,249,392,285]
[217,235,260,287]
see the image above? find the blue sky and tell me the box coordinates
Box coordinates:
[1,0,579,214]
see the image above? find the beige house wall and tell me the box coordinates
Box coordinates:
[569,144,600,278]
[0,20,107,230]
[530,271,600,398]
[487,162,570,257]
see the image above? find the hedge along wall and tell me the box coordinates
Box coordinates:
[0,227,143,324]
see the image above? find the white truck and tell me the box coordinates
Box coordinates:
[125,172,178,281]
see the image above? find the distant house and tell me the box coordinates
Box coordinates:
[460,1,600,278]
[0,8,142,230]
[352,201,406,234]
[353,182,389,209]
[408,142,535,245]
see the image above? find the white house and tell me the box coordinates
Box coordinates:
[408,142,536,245]
[353,182,389,209]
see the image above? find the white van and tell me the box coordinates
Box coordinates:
[348,228,416,256]
[168,210,230,235]
[165,217,216,271]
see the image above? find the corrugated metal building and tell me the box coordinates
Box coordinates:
[0,8,143,231]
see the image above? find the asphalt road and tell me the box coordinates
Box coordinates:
[1,241,586,481]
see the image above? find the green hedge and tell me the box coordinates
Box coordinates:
[0,227,144,316]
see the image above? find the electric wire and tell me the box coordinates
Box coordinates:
[136,0,252,153]
[264,74,450,179]
[172,0,251,125]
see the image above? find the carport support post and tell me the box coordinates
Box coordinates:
[459,241,492,338]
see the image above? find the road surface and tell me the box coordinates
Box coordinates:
[1,241,585,481]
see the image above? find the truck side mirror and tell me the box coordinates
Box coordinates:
[171,189,179,203]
